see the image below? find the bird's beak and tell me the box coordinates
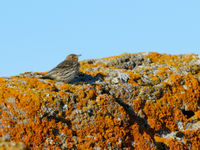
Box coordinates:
[77,54,81,57]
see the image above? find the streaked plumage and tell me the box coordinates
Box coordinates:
[42,54,81,83]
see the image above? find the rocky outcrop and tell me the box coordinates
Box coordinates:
[0,52,200,149]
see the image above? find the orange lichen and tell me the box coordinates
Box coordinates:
[129,124,155,150]
[103,55,121,60]
[154,136,187,150]
[143,71,200,141]
[0,76,132,149]
[156,67,169,77]
[128,72,141,85]
[145,52,196,68]
[1,52,200,149]
[132,99,143,113]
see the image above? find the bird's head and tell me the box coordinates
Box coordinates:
[66,54,81,62]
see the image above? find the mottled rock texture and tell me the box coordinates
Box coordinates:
[0,52,200,149]
[0,137,26,150]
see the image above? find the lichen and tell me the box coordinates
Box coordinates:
[1,52,200,149]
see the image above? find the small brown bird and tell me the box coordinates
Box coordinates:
[42,54,81,83]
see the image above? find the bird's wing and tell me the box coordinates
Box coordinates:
[45,60,79,76]
[55,60,77,69]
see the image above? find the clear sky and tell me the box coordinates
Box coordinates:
[1,0,200,77]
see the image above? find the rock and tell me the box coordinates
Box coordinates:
[0,52,200,149]
[0,137,26,150]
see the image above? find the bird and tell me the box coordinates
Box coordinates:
[41,54,81,83]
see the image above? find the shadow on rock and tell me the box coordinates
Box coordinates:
[114,97,156,146]
[70,73,104,84]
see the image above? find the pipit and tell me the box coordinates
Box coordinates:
[42,54,81,83]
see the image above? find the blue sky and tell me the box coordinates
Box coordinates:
[0,0,200,76]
